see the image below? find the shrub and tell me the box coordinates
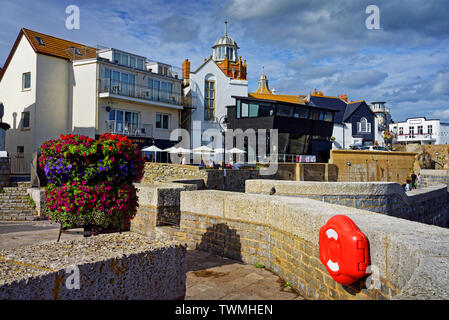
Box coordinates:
[39,133,144,230]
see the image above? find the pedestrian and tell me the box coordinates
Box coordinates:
[417,173,422,188]
[181,155,187,165]
[411,172,417,189]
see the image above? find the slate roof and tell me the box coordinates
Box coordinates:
[307,96,348,124]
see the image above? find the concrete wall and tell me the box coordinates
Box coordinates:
[0,233,186,300]
[0,158,10,188]
[179,190,449,300]
[246,180,449,228]
[329,150,416,184]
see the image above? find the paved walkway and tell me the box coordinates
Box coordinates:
[0,221,303,300]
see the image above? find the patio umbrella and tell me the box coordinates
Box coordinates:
[227,148,246,154]
[142,145,162,162]
[213,148,225,154]
[193,145,214,154]
[142,145,162,152]
[169,147,191,154]
[163,146,177,152]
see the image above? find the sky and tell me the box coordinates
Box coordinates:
[0,0,448,122]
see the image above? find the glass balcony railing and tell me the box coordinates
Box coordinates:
[99,79,182,106]
[105,120,153,137]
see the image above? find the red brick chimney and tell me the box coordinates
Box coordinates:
[182,59,190,80]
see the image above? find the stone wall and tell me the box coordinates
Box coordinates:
[0,233,186,300]
[179,190,449,300]
[420,169,449,188]
[140,162,276,192]
[329,150,417,184]
[0,158,10,188]
[246,180,449,228]
[130,182,198,235]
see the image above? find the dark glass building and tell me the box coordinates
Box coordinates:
[226,95,336,162]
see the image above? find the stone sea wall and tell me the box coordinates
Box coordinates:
[246,180,449,228]
[0,233,186,300]
[179,190,449,300]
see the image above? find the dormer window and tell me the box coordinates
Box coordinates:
[70,46,82,56]
[35,36,45,46]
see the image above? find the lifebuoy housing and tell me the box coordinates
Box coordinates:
[319,215,369,285]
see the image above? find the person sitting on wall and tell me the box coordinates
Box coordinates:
[404,178,412,191]
[233,162,242,170]
[199,160,206,168]
[417,173,422,188]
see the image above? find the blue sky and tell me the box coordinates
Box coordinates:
[0,0,448,122]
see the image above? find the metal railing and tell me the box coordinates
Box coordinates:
[99,79,182,106]
[105,120,153,137]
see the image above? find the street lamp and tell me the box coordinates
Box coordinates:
[217,115,228,165]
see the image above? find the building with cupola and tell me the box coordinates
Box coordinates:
[181,22,248,150]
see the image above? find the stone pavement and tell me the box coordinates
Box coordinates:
[0,221,304,300]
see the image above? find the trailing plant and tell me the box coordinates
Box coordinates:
[38,133,144,230]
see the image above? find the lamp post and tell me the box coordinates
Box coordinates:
[217,115,228,166]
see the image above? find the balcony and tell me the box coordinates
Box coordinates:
[105,120,153,137]
[99,79,183,108]
[397,133,436,142]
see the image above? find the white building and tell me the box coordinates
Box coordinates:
[181,22,248,150]
[389,117,449,145]
[0,28,185,172]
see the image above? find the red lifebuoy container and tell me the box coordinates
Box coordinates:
[319,215,369,285]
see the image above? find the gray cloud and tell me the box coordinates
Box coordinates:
[337,70,388,89]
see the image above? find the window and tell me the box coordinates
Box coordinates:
[130,56,136,69]
[22,72,31,90]
[241,102,249,117]
[70,46,82,56]
[409,126,415,135]
[108,109,139,134]
[417,125,423,134]
[204,80,215,121]
[358,117,371,133]
[428,125,433,135]
[156,113,169,129]
[249,103,259,117]
[399,127,404,135]
[309,109,320,120]
[104,68,111,91]
[21,112,30,129]
[137,58,144,70]
[277,105,292,117]
[17,146,24,154]
[293,107,309,119]
[35,36,45,46]
[318,111,333,122]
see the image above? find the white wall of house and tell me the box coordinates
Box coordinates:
[331,123,353,149]
[0,34,36,156]
[189,59,248,148]
[35,54,71,149]
[389,118,444,144]
[72,59,98,138]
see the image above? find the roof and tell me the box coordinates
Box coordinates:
[212,35,239,49]
[343,101,364,122]
[1,28,97,81]
[307,95,348,123]
[248,93,305,104]
[255,72,271,94]
[22,28,97,60]
[233,95,335,112]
